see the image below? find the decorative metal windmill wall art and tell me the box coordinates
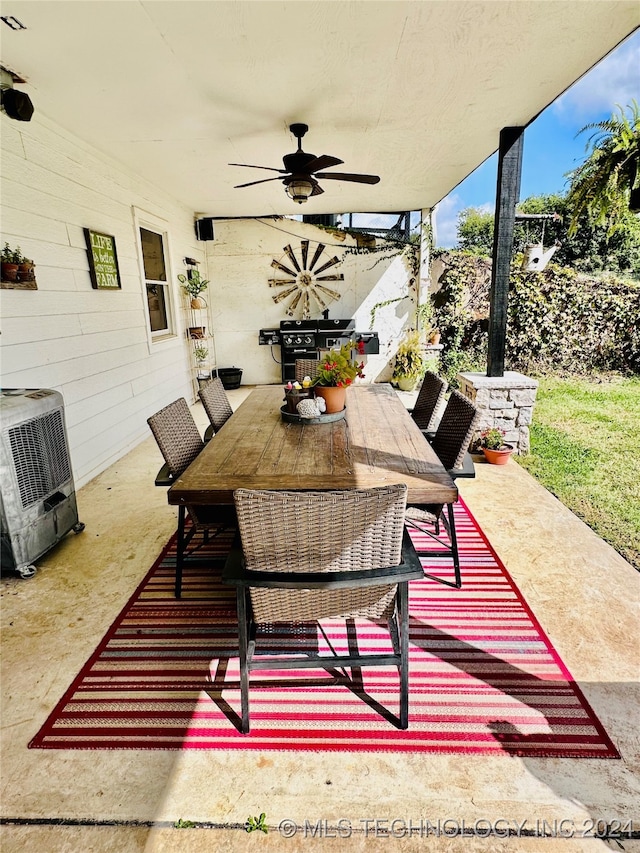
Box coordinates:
[269,239,343,318]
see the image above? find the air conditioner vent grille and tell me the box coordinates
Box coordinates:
[8,409,72,508]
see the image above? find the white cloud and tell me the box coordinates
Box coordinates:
[433,194,461,248]
[553,32,640,121]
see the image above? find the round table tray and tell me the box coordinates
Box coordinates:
[280,404,346,425]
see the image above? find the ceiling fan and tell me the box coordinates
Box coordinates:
[230,123,380,203]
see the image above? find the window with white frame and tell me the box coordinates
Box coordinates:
[138,223,173,337]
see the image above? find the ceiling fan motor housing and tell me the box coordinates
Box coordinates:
[283,150,317,173]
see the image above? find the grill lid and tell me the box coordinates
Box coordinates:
[280,320,318,331]
[317,318,355,332]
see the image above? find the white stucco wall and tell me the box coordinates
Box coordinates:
[1,115,203,488]
[205,218,417,385]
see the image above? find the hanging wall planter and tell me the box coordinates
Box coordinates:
[2,243,37,289]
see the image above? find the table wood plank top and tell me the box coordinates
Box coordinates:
[168,384,457,506]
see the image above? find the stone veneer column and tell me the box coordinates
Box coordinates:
[457,371,538,454]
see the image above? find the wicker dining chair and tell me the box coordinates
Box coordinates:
[198,377,234,442]
[405,390,479,589]
[147,397,235,598]
[410,371,448,436]
[294,358,320,383]
[223,484,423,733]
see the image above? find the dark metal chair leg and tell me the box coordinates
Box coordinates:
[237,588,250,734]
[175,505,186,599]
[398,581,410,729]
[446,503,462,589]
[388,612,400,657]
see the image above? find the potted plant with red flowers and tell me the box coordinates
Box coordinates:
[312,342,365,413]
[478,427,514,465]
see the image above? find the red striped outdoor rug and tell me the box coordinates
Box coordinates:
[30,499,618,756]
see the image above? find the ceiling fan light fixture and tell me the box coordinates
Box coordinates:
[286,178,314,203]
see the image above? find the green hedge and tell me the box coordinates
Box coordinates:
[431,250,640,380]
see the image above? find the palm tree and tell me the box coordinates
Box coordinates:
[566,101,640,237]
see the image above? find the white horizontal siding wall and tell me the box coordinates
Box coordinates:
[1,115,204,488]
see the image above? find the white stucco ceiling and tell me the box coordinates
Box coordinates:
[1,1,638,218]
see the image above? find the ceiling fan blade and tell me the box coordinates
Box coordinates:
[229,163,287,173]
[306,154,344,173]
[234,176,285,188]
[315,172,380,184]
[310,183,324,196]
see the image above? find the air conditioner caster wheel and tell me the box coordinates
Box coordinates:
[17,565,37,579]
[73,522,85,534]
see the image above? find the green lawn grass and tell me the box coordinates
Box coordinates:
[516,374,640,570]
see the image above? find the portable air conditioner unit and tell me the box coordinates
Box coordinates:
[0,388,84,578]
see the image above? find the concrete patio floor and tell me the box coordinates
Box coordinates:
[1,386,639,853]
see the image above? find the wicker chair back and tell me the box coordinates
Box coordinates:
[234,485,407,623]
[430,390,479,471]
[294,358,320,383]
[198,377,233,433]
[411,371,448,432]
[147,398,204,477]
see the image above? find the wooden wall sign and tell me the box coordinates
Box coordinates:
[84,228,122,290]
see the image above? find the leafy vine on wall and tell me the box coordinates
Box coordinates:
[431,249,640,382]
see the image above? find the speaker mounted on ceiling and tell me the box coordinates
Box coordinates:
[0,67,34,122]
[194,218,215,241]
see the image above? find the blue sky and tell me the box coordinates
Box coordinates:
[434,29,640,248]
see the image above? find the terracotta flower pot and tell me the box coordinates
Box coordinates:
[314,385,347,414]
[481,444,514,465]
[18,262,35,282]
[2,262,19,282]
[190,296,206,309]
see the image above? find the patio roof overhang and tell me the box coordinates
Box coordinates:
[1,1,638,219]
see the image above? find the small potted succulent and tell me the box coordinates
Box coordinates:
[193,343,209,368]
[178,269,209,308]
[478,427,514,464]
[193,344,210,388]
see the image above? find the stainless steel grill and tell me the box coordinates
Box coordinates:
[279,318,355,382]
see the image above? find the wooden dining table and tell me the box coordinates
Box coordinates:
[167,383,457,508]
